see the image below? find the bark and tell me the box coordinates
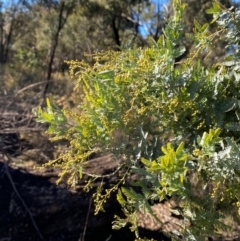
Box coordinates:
[153,2,162,41]
[0,5,4,64]
[3,19,14,63]
[112,15,121,48]
[0,6,16,64]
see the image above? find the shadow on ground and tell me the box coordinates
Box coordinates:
[0,161,170,241]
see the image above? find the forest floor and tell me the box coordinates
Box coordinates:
[0,132,240,241]
[0,150,171,241]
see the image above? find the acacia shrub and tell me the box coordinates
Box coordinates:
[34,1,240,240]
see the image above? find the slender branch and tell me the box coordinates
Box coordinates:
[1,153,46,241]
[16,80,52,95]
[82,197,92,241]
[83,163,124,179]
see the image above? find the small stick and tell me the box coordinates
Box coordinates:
[80,197,92,241]
[1,154,46,241]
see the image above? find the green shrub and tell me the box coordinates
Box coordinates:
[34,1,240,240]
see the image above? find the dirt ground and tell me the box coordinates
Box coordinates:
[0,132,239,241]
[0,154,171,241]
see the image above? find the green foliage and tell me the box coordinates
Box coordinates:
[34,1,240,240]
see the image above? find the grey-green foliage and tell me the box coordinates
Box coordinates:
[115,3,240,239]
[167,0,233,65]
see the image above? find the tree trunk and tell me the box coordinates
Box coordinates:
[42,0,68,101]
[112,15,121,48]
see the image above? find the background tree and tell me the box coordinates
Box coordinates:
[40,0,76,100]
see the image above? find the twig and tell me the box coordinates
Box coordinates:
[15,80,52,95]
[1,153,46,241]
[83,163,123,178]
[80,197,92,241]
[0,127,45,134]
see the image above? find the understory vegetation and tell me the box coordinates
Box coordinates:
[35,1,240,240]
